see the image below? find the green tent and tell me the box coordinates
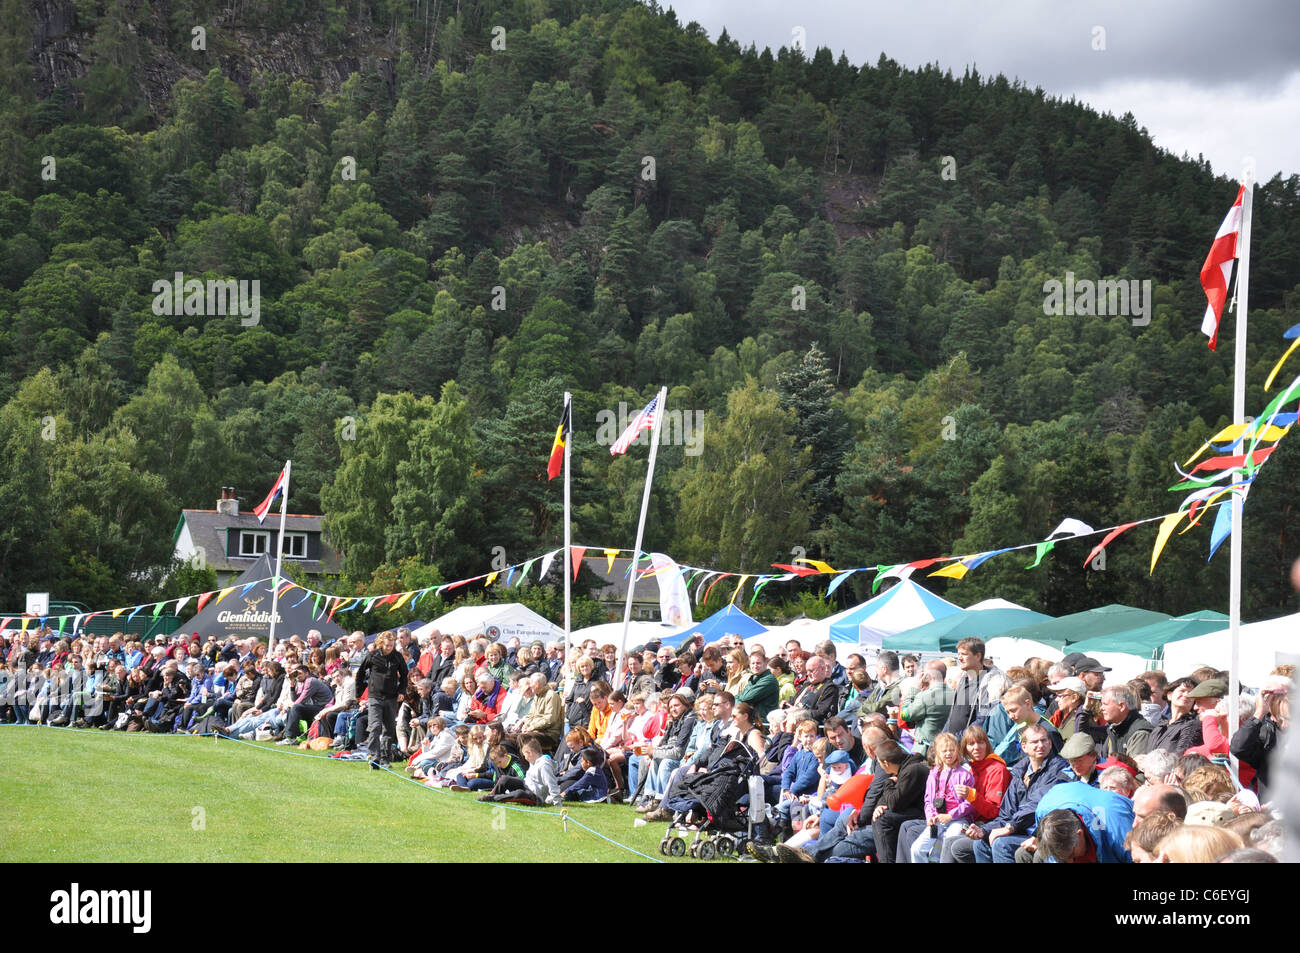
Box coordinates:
[882,607,1055,653]
[1061,610,1230,659]
[992,604,1172,651]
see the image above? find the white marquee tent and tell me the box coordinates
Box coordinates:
[1161,612,1300,687]
[412,603,564,645]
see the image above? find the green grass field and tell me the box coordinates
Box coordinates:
[0,726,700,863]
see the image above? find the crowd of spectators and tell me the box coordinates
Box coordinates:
[2,623,1290,862]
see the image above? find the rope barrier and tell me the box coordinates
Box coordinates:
[1,722,665,862]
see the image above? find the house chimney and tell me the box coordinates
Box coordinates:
[216,486,240,516]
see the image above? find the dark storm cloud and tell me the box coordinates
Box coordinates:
[667,0,1300,93]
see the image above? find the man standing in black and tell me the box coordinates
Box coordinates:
[356,630,407,769]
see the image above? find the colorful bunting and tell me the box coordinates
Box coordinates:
[1083,523,1140,567]
[1150,512,1185,574]
[702,573,732,604]
[929,561,969,580]
[825,569,859,597]
[1025,541,1055,569]
[1209,501,1234,560]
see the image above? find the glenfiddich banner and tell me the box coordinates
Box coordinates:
[171,554,347,643]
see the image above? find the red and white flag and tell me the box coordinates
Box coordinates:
[610,395,659,455]
[253,466,289,524]
[1200,184,1245,351]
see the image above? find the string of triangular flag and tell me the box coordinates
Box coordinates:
[20,326,1300,637]
[1150,322,1300,569]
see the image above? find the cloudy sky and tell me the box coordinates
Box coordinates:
[664,0,1299,181]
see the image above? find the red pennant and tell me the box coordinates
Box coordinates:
[1083,522,1139,567]
[571,546,587,581]
[1191,447,1276,473]
[703,573,734,603]
[196,592,214,612]
[905,558,943,571]
[770,563,820,576]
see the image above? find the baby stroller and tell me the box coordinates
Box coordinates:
[657,740,770,860]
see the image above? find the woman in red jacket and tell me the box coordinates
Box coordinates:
[955,725,1011,823]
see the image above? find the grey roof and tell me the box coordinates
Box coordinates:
[177,510,341,575]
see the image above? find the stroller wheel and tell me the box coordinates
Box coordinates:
[715,835,736,857]
[688,840,700,858]
[667,836,686,857]
[697,840,717,861]
[658,838,670,856]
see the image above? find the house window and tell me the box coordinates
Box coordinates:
[238,530,307,559]
[238,531,269,556]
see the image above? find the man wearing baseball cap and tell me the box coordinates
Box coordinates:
[1074,657,1111,694]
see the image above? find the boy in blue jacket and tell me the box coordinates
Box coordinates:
[562,747,610,802]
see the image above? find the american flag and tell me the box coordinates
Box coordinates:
[610,396,658,455]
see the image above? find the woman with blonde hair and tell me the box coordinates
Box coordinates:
[725,648,751,695]
[1183,764,1236,803]
[1156,824,1243,863]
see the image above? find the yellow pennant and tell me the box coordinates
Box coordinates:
[730,575,751,605]
[1150,512,1184,574]
[795,558,837,574]
[111,607,126,618]
[929,561,969,580]
[485,572,499,587]
[604,549,620,573]
[215,586,235,603]
[1265,337,1300,390]
[389,590,415,611]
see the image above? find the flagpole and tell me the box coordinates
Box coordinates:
[617,387,667,683]
[1228,174,1254,779]
[268,460,290,656]
[563,392,573,656]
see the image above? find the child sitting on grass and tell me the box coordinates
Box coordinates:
[421,724,472,787]
[409,717,456,779]
[562,747,610,802]
[480,737,563,805]
[477,744,529,801]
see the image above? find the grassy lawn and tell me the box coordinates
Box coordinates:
[0,726,700,863]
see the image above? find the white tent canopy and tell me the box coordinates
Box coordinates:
[570,620,690,649]
[412,603,564,646]
[980,638,1151,683]
[1162,612,1300,687]
[967,598,1034,612]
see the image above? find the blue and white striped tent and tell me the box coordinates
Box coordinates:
[827,579,962,650]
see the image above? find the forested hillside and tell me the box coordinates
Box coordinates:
[2,0,1299,624]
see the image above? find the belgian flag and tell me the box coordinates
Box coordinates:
[547,395,571,480]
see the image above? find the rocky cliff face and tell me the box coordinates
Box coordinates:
[27,0,398,117]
